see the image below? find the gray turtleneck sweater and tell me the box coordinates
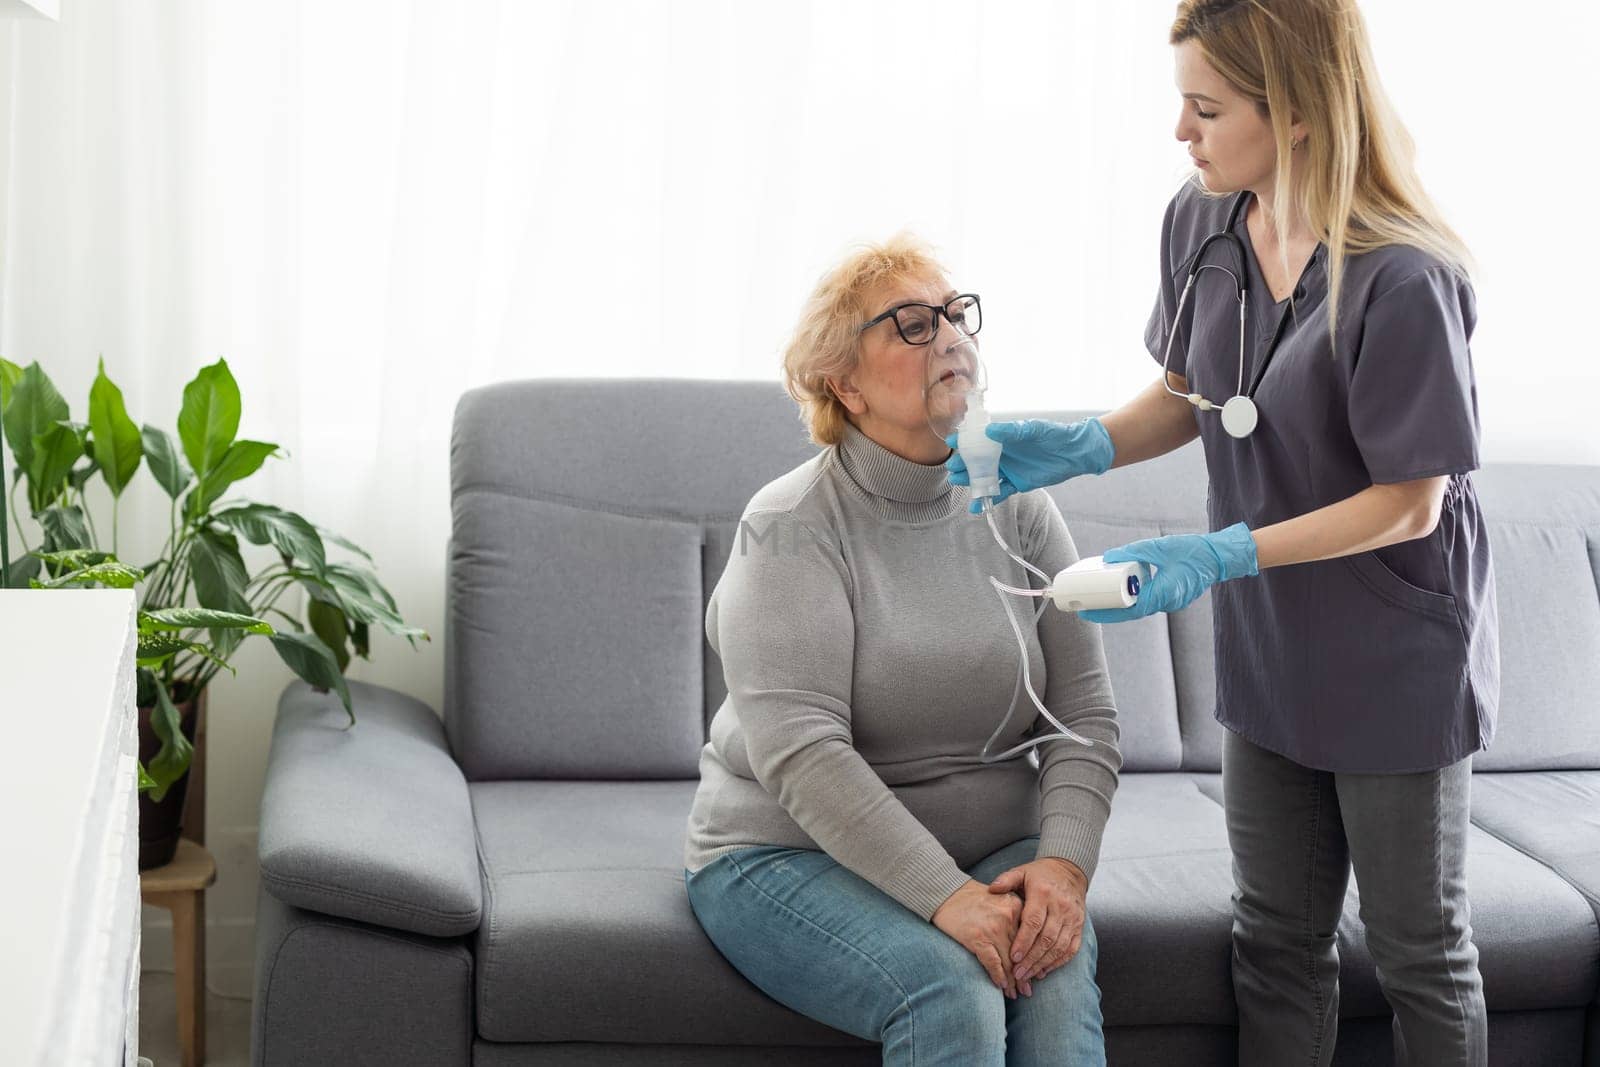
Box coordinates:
[683,422,1123,921]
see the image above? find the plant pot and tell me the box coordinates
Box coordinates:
[137,683,205,870]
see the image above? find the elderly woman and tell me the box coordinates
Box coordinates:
[682,234,1123,1066]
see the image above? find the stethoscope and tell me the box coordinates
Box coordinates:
[1160,191,1315,439]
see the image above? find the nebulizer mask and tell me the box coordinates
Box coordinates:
[925,335,1106,761]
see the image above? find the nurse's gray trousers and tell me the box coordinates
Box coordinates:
[1223,730,1487,1066]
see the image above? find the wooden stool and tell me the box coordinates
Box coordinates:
[141,838,216,1067]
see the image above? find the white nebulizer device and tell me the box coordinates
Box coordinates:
[1049,556,1145,612]
[927,337,1145,763]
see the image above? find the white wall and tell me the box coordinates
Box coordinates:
[1,0,1595,997]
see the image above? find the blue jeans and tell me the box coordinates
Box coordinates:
[685,835,1106,1066]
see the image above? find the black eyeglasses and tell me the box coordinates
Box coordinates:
[858,293,982,346]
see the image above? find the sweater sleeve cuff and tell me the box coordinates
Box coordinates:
[881,845,972,922]
[1037,816,1108,886]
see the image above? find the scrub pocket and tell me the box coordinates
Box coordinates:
[1343,549,1464,629]
[1305,549,1477,771]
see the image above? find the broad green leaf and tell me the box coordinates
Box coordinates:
[301,567,391,626]
[328,563,427,642]
[0,358,22,425]
[141,425,192,500]
[134,633,234,674]
[140,606,273,634]
[186,528,253,615]
[186,528,253,660]
[213,503,325,574]
[211,624,244,662]
[27,422,83,512]
[177,359,240,478]
[298,574,341,608]
[2,362,68,472]
[37,505,90,552]
[87,359,143,496]
[334,560,391,597]
[269,630,353,723]
[187,439,280,517]
[136,632,190,667]
[315,525,374,564]
[326,562,399,615]
[32,560,143,589]
[136,762,158,793]
[294,564,427,645]
[144,673,194,802]
[30,548,113,569]
[307,598,350,672]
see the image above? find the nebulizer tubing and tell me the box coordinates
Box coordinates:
[926,332,1098,761]
[974,496,1097,762]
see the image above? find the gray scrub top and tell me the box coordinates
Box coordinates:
[1144,180,1499,773]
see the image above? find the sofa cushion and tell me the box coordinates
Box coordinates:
[470,779,873,1048]
[1169,602,1223,771]
[1470,771,1600,933]
[701,520,739,730]
[1095,773,1600,1025]
[1472,521,1600,770]
[1468,465,1600,770]
[258,681,482,937]
[447,380,820,781]
[1054,516,1184,772]
[447,493,707,780]
[1090,773,1239,1027]
[473,772,1600,1045]
[1335,809,1600,1016]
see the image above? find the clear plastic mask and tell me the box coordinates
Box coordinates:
[925,335,986,441]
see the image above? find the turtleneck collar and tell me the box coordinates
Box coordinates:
[835,421,962,522]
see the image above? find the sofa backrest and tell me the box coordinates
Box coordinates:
[447,380,1600,780]
[446,380,816,780]
[1460,463,1600,770]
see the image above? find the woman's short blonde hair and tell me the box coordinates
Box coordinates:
[782,233,948,446]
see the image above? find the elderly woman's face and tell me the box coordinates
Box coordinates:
[831,273,972,464]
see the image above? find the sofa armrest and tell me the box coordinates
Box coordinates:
[258,679,482,937]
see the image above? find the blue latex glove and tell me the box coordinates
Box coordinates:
[945,417,1115,515]
[1080,523,1260,624]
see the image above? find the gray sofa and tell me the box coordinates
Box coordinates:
[252,379,1600,1065]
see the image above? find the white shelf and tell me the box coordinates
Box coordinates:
[0,589,140,1064]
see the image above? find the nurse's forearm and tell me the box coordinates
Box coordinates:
[1099,374,1200,468]
[1250,477,1449,571]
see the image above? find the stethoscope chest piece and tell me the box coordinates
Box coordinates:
[1221,394,1259,439]
[1161,191,1308,445]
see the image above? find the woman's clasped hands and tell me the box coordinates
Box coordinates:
[930,856,1090,1000]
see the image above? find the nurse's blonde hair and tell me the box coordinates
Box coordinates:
[783,233,948,446]
[1171,0,1474,345]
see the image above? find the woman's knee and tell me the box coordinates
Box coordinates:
[1031,914,1101,1004]
[1360,902,1481,990]
[891,967,1009,1050]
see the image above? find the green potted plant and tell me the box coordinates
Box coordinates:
[1,356,427,867]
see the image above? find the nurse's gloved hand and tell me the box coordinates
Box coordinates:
[1080,522,1259,624]
[945,417,1115,515]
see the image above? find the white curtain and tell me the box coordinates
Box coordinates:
[2,0,1594,994]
